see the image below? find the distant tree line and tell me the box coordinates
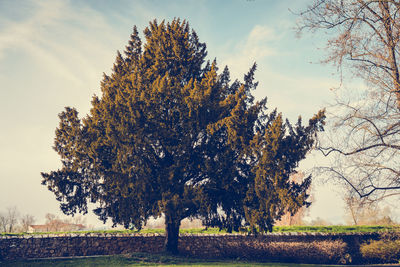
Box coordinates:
[0,207,90,233]
[0,207,34,233]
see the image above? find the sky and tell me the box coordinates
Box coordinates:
[0,0,352,227]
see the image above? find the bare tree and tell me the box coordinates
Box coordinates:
[0,207,19,233]
[68,215,86,226]
[0,212,8,232]
[42,213,87,232]
[20,214,35,232]
[297,0,400,199]
[344,191,366,225]
[45,213,56,223]
[276,204,308,226]
[6,207,19,232]
[44,213,64,232]
[344,188,395,225]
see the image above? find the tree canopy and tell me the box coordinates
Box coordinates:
[42,19,325,254]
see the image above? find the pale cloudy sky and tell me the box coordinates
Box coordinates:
[0,0,348,226]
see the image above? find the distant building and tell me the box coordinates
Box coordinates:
[28,222,86,233]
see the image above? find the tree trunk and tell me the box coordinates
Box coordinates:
[164,214,180,254]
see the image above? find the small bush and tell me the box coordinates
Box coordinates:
[263,240,349,264]
[209,239,350,264]
[360,239,400,263]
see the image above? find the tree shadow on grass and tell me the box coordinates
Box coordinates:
[0,252,346,267]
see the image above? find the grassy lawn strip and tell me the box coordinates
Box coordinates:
[1,225,399,237]
[272,225,400,233]
[0,253,331,267]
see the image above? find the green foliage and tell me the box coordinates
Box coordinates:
[361,239,400,263]
[273,225,400,233]
[41,19,325,252]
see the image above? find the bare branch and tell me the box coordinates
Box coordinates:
[298,0,400,198]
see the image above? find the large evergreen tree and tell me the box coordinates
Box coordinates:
[42,19,325,254]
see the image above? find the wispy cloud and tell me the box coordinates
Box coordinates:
[0,0,65,57]
[0,0,128,89]
[218,23,337,120]
[219,25,279,80]
[0,0,135,224]
[246,25,279,57]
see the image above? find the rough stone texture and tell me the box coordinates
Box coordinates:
[0,232,381,264]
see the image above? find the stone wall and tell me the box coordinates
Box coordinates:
[0,232,381,264]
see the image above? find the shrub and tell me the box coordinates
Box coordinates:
[261,240,350,264]
[211,239,350,264]
[360,239,400,263]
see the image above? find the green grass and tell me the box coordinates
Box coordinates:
[271,225,400,233]
[1,225,399,237]
[0,253,335,267]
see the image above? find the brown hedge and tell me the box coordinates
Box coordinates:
[250,240,349,264]
[182,238,350,264]
[360,239,400,263]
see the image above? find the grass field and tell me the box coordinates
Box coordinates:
[1,225,399,236]
[0,253,338,267]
